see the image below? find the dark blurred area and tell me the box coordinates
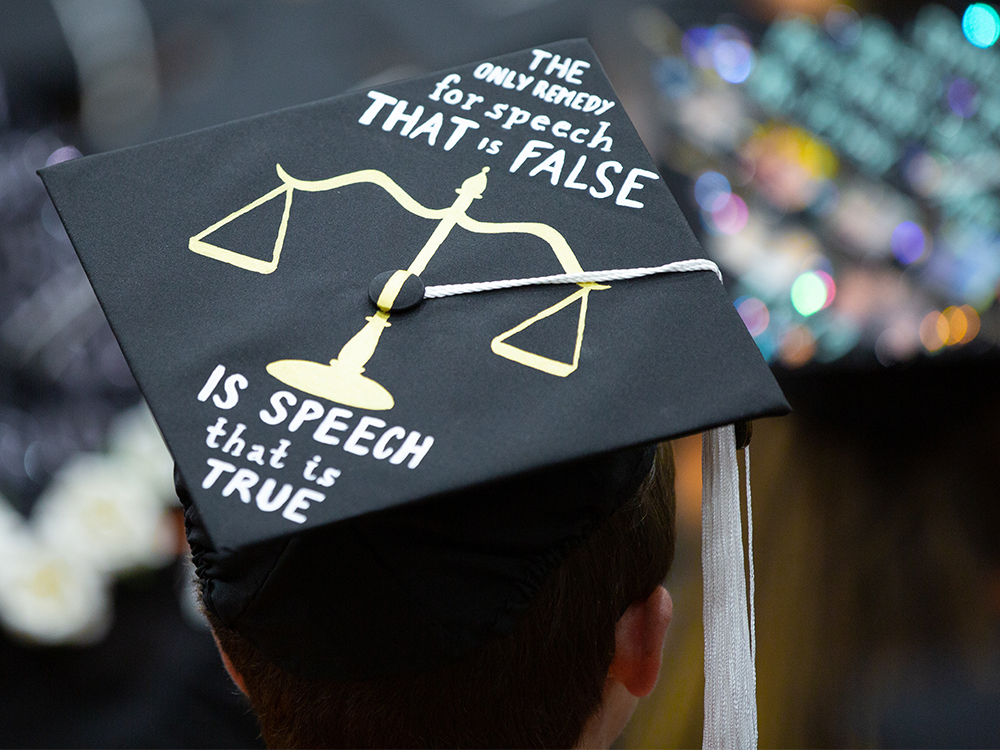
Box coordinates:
[613,0,1000,746]
[2,0,999,747]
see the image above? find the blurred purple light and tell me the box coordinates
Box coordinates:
[682,27,716,68]
[736,296,770,337]
[712,194,749,234]
[694,171,732,211]
[713,39,755,83]
[45,147,82,167]
[947,78,979,118]
[891,221,926,264]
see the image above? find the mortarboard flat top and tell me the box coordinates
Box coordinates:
[40,39,786,553]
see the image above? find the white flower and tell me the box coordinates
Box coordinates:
[0,524,111,645]
[0,404,182,645]
[34,454,174,575]
[107,402,176,504]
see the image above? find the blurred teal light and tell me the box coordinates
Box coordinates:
[963,4,1000,48]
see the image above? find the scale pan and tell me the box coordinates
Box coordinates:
[266,358,395,410]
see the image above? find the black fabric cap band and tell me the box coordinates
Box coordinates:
[179,443,656,681]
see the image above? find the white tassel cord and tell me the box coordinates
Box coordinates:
[422,258,722,298]
[746,444,756,670]
[702,425,758,750]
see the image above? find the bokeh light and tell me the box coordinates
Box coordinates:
[875,323,920,366]
[779,325,817,367]
[961,305,982,343]
[681,23,755,83]
[919,310,949,352]
[713,39,755,83]
[891,221,927,264]
[45,146,82,167]
[694,171,732,211]
[682,27,716,68]
[944,304,981,344]
[825,5,862,46]
[790,271,831,316]
[743,124,839,212]
[947,77,979,118]
[963,3,1000,48]
[711,194,749,234]
[919,306,980,351]
[903,151,946,197]
[945,306,968,344]
[735,296,770,336]
[815,270,836,309]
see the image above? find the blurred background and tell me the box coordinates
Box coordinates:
[1,0,998,746]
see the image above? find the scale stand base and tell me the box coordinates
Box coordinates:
[266,358,395,410]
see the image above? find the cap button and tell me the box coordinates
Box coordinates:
[369,270,425,312]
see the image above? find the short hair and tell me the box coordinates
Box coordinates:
[206,442,676,749]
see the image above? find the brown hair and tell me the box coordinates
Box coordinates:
[208,442,676,749]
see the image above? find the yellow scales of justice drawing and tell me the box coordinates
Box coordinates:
[189,165,609,411]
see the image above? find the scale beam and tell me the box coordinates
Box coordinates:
[188,165,606,410]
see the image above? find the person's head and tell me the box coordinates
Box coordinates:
[187,442,676,748]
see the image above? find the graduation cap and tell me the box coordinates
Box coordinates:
[41,40,786,748]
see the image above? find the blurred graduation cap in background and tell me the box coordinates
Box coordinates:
[41,39,787,748]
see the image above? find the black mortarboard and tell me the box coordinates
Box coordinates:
[41,40,786,746]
